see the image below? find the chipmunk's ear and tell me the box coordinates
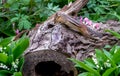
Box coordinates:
[54,12,61,24]
[54,13,58,24]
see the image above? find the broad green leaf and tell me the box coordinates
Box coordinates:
[103,49,116,67]
[0,12,5,17]
[116,6,120,15]
[4,45,13,56]
[12,72,22,76]
[7,0,16,5]
[20,7,28,11]
[94,6,105,14]
[18,18,31,30]
[95,49,107,67]
[69,58,100,76]
[6,55,13,66]
[51,0,62,3]
[0,53,8,64]
[78,72,95,76]
[112,46,120,63]
[12,36,29,60]
[110,45,116,54]
[102,67,116,76]
[9,2,19,11]
[89,13,100,20]
[20,0,30,5]
[11,17,19,23]
[18,57,24,71]
[23,19,31,30]
[0,70,12,76]
[0,37,13,47]
[103,49,113,60]
[105,30,120,39]
[84,58,96,68]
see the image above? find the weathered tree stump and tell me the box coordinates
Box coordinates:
[22,0,120,76]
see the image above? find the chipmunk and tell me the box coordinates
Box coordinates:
[54,12,90,37]
[54,12,102,38]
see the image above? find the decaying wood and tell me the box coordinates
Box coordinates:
[64,0,89,15]
[22,0,120,76]
[23,50,77,76]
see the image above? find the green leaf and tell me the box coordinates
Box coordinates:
[20,7,28,11]
[12,72,22,76]
[105,30,120,39]
[12,36,29,60]
[18,57,24,71]
[11,17,19,23]
[116,6,120,15]
[69,58,100,76]
[110,45,116,54]
[9,2,19,11]
[7,0,16,5]
[18,18,31,30]
[84,58,96,69]
[112,46,120,63]
[0,70,12,76]
[102,67,116,76]
[4,45,13,56]
[78,72,95,76]
[0,37,13,47]
[94,6,105,14]
[103,49,116,67]
[6,55,13,66]
[0,53,8,64]
[103,49,113,60]
[95,49,107,67]
[0,12,5,17]
[20,0,30,5]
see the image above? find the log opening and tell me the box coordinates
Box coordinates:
[35,61,61,76]
[22,50,77,76]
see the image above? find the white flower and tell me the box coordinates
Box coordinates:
[0,47,2,52]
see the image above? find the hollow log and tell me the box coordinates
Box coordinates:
[22,0,120,76]
[23,50,77,76]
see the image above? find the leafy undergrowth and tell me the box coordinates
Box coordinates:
[0,36,29,76]
[0,0,72,37]
[80,0,120,22]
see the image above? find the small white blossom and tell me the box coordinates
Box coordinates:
[2,52,8,56]
[0,63,9,70]
[3,47,6,50]
[12,62,18,69]
[0,47,2,52]
[100,66,103,70]
[92,54,98,65]
[104,60,111,68]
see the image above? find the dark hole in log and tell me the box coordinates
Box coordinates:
[70,12,76,16]
[35,61,61,76]
[48,24,55,29]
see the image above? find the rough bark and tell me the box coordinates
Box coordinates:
[22,0,120,76]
